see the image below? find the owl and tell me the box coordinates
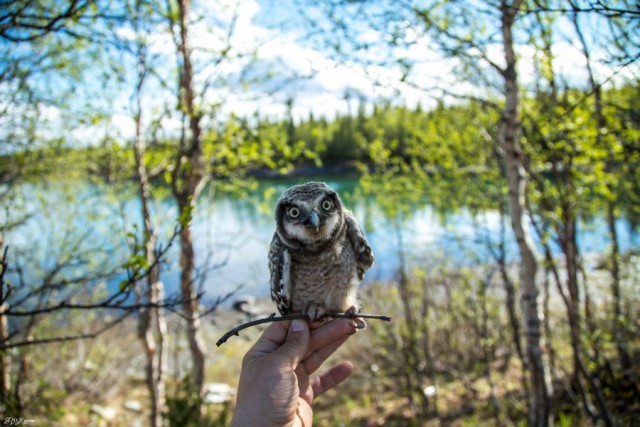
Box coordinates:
[268,182,374,322]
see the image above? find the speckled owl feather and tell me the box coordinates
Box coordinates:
[268,182,374,320]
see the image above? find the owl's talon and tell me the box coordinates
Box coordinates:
[345,305,359,316]
[305,304,327,322]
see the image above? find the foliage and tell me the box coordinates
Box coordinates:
[206,114,318,180]
[2,83,635,192]
[333,254,639,425]
[165,375,230,427]
[522,85,640,223]
[165,375,205,426]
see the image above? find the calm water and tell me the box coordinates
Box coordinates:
[4,176,638,304]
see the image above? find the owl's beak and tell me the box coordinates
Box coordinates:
[307,210,320,231]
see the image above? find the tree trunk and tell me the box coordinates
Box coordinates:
[179,224,206,391]
[169,0,207,395]
[567,14,620,425]
[154,281,169,420]
[606,202,630,370]
[135,121,168,427]
[560,208,600,421]
[0,310,10,412]
[395,221,430,418]
[500,1,551,425]
[497,201,527,384]
[0,247,10,411]
[561,205,582,382]
[542,265,556,381]
[131,12,168,422]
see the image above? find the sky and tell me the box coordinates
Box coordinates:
[212,0,454,120]
[101,0,436,142]
[2,0,638,148]
[119,0,636,135]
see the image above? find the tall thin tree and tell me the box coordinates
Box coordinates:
[130,1,168,424]
[166,0,207,394]
[498,2,552,424]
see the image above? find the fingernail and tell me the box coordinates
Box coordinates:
[354,318,367,330]
[291,319,306,332]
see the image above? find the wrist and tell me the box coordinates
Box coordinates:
[230,413,250,427]
[230,406,261,427]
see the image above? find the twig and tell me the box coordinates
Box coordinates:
[216,312,391,347]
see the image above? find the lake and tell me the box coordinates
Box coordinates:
[3,175,638,305]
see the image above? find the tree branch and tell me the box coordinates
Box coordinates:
[0,0,90,42]
[0,310,134,350]
[216,312,392,347]
[0,245,8,298]
[411,3,505,75]
[5,225,182,317]
[524,0,640,17]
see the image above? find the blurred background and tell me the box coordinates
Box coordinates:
[1,0,638,425]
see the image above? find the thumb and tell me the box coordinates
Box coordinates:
[274,319,309,367]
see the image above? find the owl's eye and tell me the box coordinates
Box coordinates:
[321,199,334,211]
[288,207,300,218]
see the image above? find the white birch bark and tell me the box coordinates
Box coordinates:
[499,1,552,425]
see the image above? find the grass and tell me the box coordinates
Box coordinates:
[4,258,639,426]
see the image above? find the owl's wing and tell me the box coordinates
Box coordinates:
[268,232,292,315]
[345,211,374,280]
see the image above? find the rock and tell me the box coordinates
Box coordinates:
[423,385,437,398]
[232,296,260,317]
[124,400,142,413]
[204,383,236,404]
[90,404,117,421]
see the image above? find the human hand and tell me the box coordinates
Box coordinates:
[230,317,361,427]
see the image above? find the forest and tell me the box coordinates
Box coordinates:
[1,0,639,426]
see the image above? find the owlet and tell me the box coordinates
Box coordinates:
[268,182,374,321]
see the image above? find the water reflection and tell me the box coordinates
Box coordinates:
[179,177,639,301]
[4,176,638,304]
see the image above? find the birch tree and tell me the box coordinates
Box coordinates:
[127,1,168,424]
[299,0,554,423]
[162,0,264,395]
[494,3,553,424]
[164,0,208,395]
